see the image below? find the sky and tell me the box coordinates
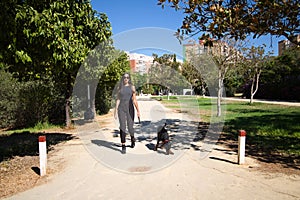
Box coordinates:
[91,0,285,56]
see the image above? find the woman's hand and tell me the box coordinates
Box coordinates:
[137,110,140,117]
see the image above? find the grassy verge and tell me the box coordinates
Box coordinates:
[153,96,300,167]
[2,121,62,136]
[0,122,74,162]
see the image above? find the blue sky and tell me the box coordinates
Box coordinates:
[91,0,285,56]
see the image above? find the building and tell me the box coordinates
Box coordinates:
[183,39,233,61]
[127,52,154,74]
[278,34,300,56]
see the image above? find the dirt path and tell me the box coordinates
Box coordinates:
[3,97,300,200]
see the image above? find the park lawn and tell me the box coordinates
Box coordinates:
[153,96,300,160]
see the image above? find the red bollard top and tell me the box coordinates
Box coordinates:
[239,130,246,137]
[39,136,46,142]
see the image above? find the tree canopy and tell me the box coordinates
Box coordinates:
[0,0,122,127]
[158,0,300,45]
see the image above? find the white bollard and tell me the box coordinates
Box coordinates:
[238,130,246,165]
[39,136,47,176]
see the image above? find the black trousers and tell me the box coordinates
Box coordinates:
[118,102,134,143]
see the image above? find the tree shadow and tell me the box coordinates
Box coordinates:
[0,131,76,162]
[134,118,208,152]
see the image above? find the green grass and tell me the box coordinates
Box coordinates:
[2,121,61,136]
[224,101,300,158]
[155,96,300,166]
[0,121,73,162]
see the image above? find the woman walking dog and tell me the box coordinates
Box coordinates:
[114,73,140,154]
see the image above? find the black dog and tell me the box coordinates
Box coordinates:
[154,123,173,155]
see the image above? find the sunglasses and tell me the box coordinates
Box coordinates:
[123,76,130,79]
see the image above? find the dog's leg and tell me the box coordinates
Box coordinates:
[154,139,160,151]
[165,142,174,155]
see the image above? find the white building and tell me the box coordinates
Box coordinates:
[127,52,154,74]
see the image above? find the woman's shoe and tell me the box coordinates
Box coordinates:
[130,136,136,148]
[121,145,126,154]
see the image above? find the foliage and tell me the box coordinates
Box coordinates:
[240,45,272,103]
[0,0,113,127]
[223,70,244,97]
[0,68,20,128]
[95,51,130,115]
[180,61,207,95]
[131,73,148,92]
[255,47,300,100]
[142,84,155,94]
[0,67,63,129]
[158,0,300,45]
[73,45,126,117]
[187,37,244,116]
[152,53,180,70]
[16,79,65,128]
[148,54,190,95]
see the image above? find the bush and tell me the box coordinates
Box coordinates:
[0,69,20,128]
[96,83,113,115]
[16,79,65,128]
[0,68,65,129]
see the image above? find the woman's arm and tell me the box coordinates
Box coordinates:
[114,99,120,119]
[131,86,140,118]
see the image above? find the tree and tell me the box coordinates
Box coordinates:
[257,47,300,100]
[242,45,272,104]
[0,0,112,127]
[0,67,20,128]
[152,53,180,70]
[158,0,300,45]
[149,54,189,99]
[188,38,243,116]
[96,50,130,115]
[181,61,206,96]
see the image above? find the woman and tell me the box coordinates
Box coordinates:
[114,73,140,154]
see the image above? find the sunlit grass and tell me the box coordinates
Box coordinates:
[154,96,300,157]
[1,121,61,136]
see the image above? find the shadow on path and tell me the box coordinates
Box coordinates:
[91,139,123,153]
[209,156,237,165]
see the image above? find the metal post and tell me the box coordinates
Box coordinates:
[238,130,246,165]
[39,136,47,176]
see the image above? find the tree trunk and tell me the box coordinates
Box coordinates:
[65,74,72,128]
[250,75,255,104]
[65,96,71,128]
[90,81,97,118]
[201,80,206,97]
[250,69,261,104]
[217,69,222,117]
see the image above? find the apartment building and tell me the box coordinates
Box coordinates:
[278,34,300,56]
[127,52,154,74]
[183,39,233,61]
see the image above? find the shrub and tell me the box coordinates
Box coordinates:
[0,69,20,128]
[0,68,65,129]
